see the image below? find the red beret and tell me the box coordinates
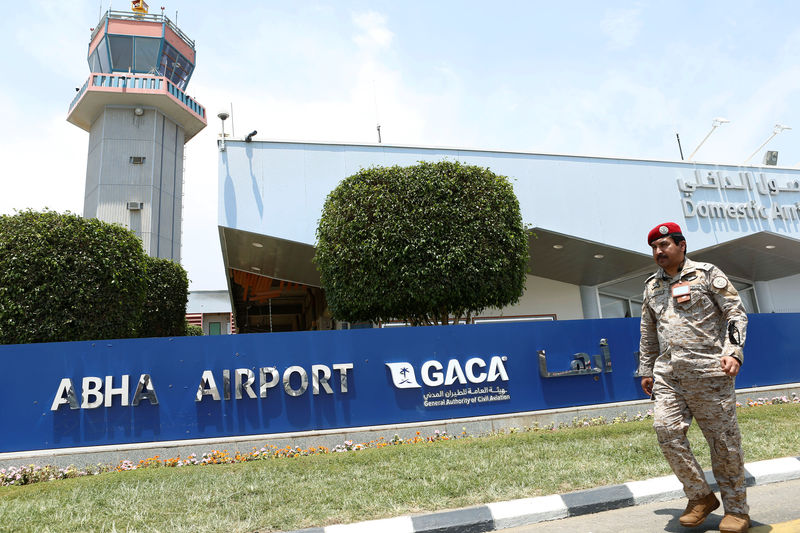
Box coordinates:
[647,222,682,244]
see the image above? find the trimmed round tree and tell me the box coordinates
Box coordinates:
[315,160,528,326]
[139,256,190,338]
[0,210,148,344]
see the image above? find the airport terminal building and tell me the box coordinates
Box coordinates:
[5,139,799,458]
[217,140,800,333]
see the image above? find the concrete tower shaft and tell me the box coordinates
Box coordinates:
[67,7,206,261]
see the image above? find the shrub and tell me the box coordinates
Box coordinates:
[0,210,147,344]
[315,160,528,325]
[139,256,190,338]
[185,322,204,336]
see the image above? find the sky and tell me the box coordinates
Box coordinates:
[3,1,800,290]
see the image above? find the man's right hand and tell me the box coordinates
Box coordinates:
[641,377,654,397]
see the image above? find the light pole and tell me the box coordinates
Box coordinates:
[217,111,229,152]
[743,123,791,165]
[687,117,730,161]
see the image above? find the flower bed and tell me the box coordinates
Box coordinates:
[2,394,797,488]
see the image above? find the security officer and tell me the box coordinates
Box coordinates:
[639,222,749,533]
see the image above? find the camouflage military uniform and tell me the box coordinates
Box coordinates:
[639,257,748,514]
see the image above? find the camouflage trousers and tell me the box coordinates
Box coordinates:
[652,374,748,514]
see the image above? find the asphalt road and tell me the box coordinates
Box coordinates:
[500,477,800,533]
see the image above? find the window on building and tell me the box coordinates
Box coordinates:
[134,37,161,72]
[109,35,134,71]
[599,278,757,318]
[731,280,758,313]
[208,322,222,335]
[88,49,101,72]
[95,37,111,73]
[158,42,194,90]
[598,293,643,319]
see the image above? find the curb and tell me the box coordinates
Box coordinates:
[284,456,800,533]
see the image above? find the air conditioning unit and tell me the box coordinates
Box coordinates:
[763,151,778,166]
[126,201,144,210]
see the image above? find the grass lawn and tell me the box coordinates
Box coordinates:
[0,403,798,533]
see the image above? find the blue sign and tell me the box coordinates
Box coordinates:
[1,315,798,454]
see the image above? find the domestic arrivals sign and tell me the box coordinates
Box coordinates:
[678,170,800,221]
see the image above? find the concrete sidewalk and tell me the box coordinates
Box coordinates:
[284,456,800,533]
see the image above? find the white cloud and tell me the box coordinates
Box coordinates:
[600,7,642,49]
[352,11,394,50]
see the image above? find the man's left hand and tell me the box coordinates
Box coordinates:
[720,355,741,376]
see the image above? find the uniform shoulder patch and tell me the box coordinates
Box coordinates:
[692,261,713,271]
[712,276,728,289]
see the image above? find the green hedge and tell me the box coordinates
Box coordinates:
[0,210,147,344]
[139,256,190,338]
[184,322,204,336]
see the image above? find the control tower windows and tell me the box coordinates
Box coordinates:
[134,37,160,72]
[89,35,193,86]
[159,42,194,89]
[109,35,134,71]
[88,37,111,73]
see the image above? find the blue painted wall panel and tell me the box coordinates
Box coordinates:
[1,315,798,453]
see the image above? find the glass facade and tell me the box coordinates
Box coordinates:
[90,37,111,73]
[134,37,161,72]
[87,34,194,89]
[109,35,134,70]
[88,47,101,72]
[732,280,758,313]
[599,293,643,319]
[599,279,757,318]
[159,42,194,89]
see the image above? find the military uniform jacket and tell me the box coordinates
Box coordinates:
[639,257,748,379]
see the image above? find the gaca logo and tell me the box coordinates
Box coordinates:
[386,356,509,389]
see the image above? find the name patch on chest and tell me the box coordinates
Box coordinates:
[672,282,691,303]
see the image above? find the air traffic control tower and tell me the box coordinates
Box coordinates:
[67,2,206,261]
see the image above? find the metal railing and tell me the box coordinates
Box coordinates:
[68,73,205,119]
[90,10,195,50]
[165,79,205,118]
[70,79,89,110]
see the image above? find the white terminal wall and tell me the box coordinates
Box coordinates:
[186,290,232,314]
[495,275,583,320]
[759,273,800,313]
[218,142,800,316]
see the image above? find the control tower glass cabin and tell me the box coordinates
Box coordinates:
[67,8,206,261]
